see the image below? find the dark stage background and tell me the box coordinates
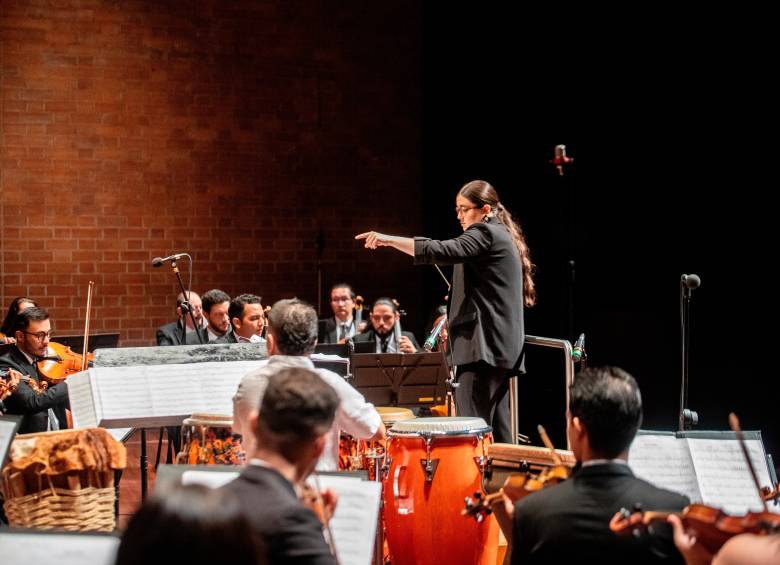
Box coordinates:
[1,4,776,468]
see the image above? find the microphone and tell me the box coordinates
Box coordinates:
[571,333,587,362]
[681,274,701,289]
[151,253,189,267]
[423,316,447,352]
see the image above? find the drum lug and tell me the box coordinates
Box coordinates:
[419,458,439,482]
[474,455,487,476]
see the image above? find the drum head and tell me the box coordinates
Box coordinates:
[389,416,490,436]
[376,406,415,425]
[182,413,234,427]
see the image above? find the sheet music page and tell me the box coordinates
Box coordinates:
[316,474,381,565]
[0,532,119,565]
[312,353,349,363]
[66,370,99,429]
[0,419,18,464]
[94,366,154,419]
[686,438,778,514]
[628,433,702,502]
[91,360,263,423]
[182,469,240,489]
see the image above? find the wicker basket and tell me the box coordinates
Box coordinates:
[1,428,126,532]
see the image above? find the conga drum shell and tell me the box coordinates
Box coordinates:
[383,417,498,565]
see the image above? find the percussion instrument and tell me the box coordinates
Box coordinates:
[176,413,244,465]
[383,416,498,565]
[339,406,415,479]
[483,442,577,494]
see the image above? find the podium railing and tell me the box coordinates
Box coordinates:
[510,335,575,448]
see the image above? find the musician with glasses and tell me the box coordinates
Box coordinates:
[0,307,70,433]
[318,283,365,344]
[356,180,535,443]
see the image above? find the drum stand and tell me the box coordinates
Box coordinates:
[364,451,386,565]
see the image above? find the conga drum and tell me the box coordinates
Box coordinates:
[176,413,244,465]
[383,417,498,565]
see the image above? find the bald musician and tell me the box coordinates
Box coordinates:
[0,307,70,433]
[506,366,688,564]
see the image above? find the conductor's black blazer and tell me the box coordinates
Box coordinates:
[415,217,525,373]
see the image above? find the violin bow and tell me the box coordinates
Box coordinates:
[81,281,95,371]
[537,424,562,466]
[728,412,769,513]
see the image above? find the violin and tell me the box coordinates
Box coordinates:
[36,341,94,384]
[609,503,780,554]
[463,463,571,522]
[0,331,15,345]
[354,295,367,334]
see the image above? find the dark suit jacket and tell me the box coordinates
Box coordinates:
[317,318,339,344]
[156,320,208,346]
[353,328,420,352]
[221,465,337,565]
[415,217,525,373]
[511,463,689,565]
[0,347,70,434]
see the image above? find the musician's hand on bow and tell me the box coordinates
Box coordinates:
[668,514,714,565]
[1,368,22,401]
[399,335,417,354]
[319,488,339,524]
[355,231,391,250]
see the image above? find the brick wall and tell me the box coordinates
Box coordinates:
[1,1,423,345]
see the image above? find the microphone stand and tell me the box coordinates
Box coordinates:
[678,275,699,431]
[170,257,204,345]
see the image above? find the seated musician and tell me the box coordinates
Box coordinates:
[229,293,266,344]
[156,291,208,345]
[317,283,364,343]
[0,296,38,344]
[222,367,339,565]
[233,298,384,470]
[353,297,419,353]
[0,307,70,433]
[506,365,688,564]
[201,288,235,342]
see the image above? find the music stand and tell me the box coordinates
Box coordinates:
[350,352,448,408]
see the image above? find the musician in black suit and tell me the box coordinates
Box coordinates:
[506,366,688,564]
[317,283,364,344]
[353,297,419,353]
[221,367,339,565]
[356,180,535,442]
[156,291,208,346]
[0,307,70,434]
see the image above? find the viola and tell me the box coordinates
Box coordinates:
[609,503,780,554]
[36,341,94,384]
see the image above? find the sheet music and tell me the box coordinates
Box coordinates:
[182,469,240,489]
[88,360,263,425]
[0,418,19,465]
[66,370,99,429]
[0,531,119,565]
[629,433,703,502]
[316,474,381,565]
[312,353,349,363]
[686,438,778,514]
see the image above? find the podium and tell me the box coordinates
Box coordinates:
[350,352,449,408]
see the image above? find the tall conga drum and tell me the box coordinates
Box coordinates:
[176,413,244,465]
[383,417,498,565]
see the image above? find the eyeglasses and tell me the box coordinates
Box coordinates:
[22,330,52,341]
[331,297,354,303]
[455,205,479,215]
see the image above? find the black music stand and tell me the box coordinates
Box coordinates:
[350,352,449,408]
